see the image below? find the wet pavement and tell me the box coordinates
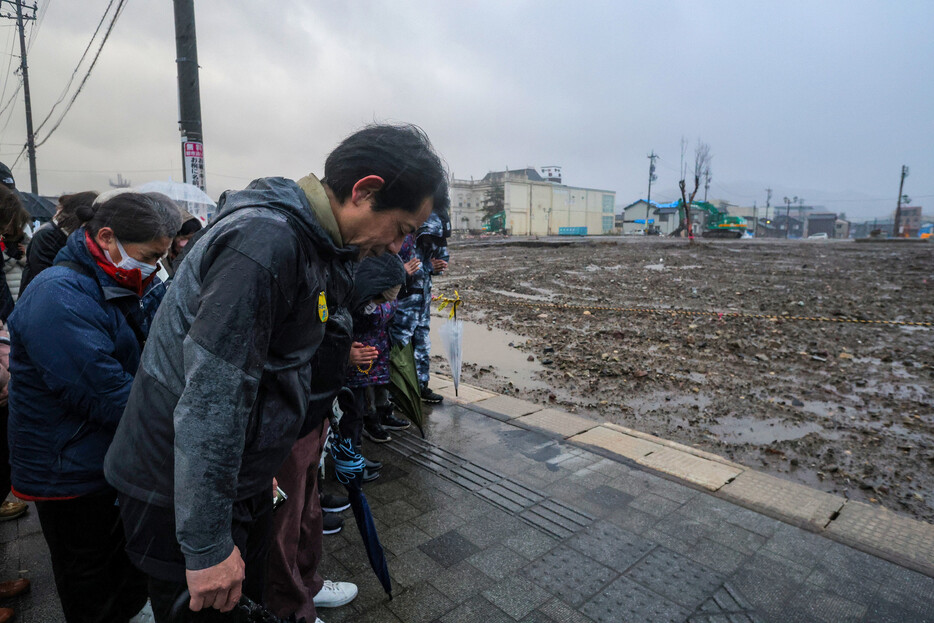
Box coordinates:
[4,394,934,621]
[317,397,934,622]
[0,495,65,621]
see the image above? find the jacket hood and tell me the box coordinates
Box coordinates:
[417,212,446,240]
[352,253,406,313]
[214,176,356,261]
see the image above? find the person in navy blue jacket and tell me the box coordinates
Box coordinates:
[7,191,180,623]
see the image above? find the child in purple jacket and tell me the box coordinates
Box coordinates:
[342,253,410,452]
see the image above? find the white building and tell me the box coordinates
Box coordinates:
[619,200,681,235]
[450,168,616,235]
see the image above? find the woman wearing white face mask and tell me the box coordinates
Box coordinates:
[5,191,180,623]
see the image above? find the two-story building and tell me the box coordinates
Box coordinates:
[450,167,616,235]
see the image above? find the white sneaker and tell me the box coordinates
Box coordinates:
[129,600,155,623]
[312,579,358,608]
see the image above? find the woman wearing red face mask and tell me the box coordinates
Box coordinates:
[5,191,180,623]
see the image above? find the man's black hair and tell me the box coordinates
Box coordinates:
[323,124,446,214]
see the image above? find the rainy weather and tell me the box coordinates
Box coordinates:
[0,2,932,623]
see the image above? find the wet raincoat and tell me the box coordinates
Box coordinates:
[104,175,356,571]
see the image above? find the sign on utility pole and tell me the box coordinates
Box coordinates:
[173,0,205,191]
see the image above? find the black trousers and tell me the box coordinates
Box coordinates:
[119,490,273,623]
[34,489,149,623]
[339,385,390,450]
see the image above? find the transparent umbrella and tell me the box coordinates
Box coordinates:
[135,180,216,224]
[435,292,463,396]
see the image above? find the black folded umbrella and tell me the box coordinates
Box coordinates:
[329,390,393,598]
[170,590,297,622]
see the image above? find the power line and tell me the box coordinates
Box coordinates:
[0,79,21,136]
[0,23,17,135]
[0,15,12,100]
[33,0,127,148]
[34,0,115,135]
[25,0,47,51]
[39,166,177,173]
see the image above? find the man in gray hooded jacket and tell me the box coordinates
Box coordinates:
[103,124,446,620]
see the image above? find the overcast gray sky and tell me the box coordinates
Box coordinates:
[0,0,930,221]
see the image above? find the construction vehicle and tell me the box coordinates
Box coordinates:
[674,201,748,238]
[481,211,506,233]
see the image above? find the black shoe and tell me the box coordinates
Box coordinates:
[323,512,343,535]
[380,411,411,431]
[364,457,382,471]
[320,492,350,513]
[421,387,443,404]
[363,420,392,443]
[363,467,380,483]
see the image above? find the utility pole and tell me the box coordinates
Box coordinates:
[1,1,39,193]
[173,0,205,191]
[783,195,797,239]
[752,201,757,237]
[797,197,805,234]
[764,187,772,222]
[703,167,711,202]
[893,165,909,238]
[645,151,658,234]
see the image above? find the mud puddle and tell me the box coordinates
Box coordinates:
[706,416,827,445]
[428,314,550,392]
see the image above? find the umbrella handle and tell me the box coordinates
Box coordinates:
[169,589,292,622]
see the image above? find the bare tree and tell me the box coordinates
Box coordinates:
[676,140,711,242]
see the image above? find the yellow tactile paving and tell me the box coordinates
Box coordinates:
[828,500,934,571]
[428,374,453,390]
[719,470,845,529]
[434,382,496,404]
[473,395,543,419]
[514,408,598,438]
[635,447,743,491]
[603,423,741,468]
[569,425,663,461]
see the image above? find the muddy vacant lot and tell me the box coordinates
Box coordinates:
[431,238,934,521]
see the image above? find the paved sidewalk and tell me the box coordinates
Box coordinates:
[4,380,934,622]
[316,385,934,623]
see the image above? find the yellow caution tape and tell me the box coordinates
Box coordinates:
[434,290,462,319]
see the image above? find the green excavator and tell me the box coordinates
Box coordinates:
[675,201,747,239]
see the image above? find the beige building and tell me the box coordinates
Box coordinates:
[450,168,616,235]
